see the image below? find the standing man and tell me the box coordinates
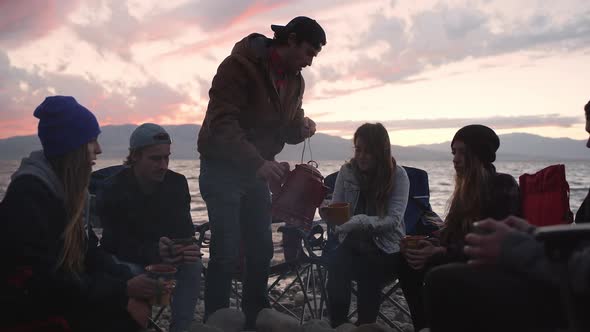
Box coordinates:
[197,16,326,328]
[98,123,202,332]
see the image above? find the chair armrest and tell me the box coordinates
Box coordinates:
[278,224,326,259]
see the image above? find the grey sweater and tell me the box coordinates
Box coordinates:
[331,163,410,254]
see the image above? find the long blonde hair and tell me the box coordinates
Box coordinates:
[48,144,91,274]
[352,123,395,218]
[442,145,492,245]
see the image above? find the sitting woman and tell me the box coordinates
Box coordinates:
[399,124,520,331]
[326,123,410,327]
[0,96,158,332]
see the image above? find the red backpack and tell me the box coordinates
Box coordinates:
[519,164,574,226]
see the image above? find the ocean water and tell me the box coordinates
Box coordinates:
[1,158,589,222]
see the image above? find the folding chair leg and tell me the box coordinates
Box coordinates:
[296,265,318,324]
[148,317,165,332]
[381,282,411,318]
[152,306,166,321]
[347,280,410,330]
[377,311,404,332]
[315,264,329,320]
[148,306,167,332]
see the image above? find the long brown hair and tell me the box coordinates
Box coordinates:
[442,144,492,244]
[352,123,396,218]
[48,144,91,274]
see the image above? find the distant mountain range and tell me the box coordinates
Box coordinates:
[1,124,589,161]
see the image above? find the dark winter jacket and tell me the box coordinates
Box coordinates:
[0,151,134,331]
[197,33,306,173]
[98,167,194,266]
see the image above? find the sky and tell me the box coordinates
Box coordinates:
[0,0,589,146]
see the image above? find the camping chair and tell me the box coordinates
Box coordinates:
[266,222,330,323]
[88,164,126,227]
[194,216,329,323]
[322,166,434,330]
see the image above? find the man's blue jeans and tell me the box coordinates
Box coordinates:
[113,257,202,332]
[199,158,274,327]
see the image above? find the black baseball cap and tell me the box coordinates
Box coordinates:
[271,16,327,49]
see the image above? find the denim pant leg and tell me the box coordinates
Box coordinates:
[199,160,245,320]
[327,245,354,327]
[169,261,202,332]
[240,178,273,327]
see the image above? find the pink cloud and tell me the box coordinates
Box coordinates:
[226,0,290,27]
[0,0,79,48]
[158,32,243,59]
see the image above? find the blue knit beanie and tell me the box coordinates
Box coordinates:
[34,96,101,157]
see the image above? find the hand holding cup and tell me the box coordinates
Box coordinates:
[127,274,159,300]
[159,237,183,264]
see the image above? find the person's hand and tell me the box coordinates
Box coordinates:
[256,160,289,183]
[177,243,202,263]
[301,117,316,138]
[335,215,368,234]
[403,240,444,270]
[127,298,151,329]
[464,218,517,265]
[268,162,290,194]
[504,215,536,233]
[159,237,184,264]
[127,274,158,299]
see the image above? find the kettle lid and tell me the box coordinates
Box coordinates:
[295,161,323,179]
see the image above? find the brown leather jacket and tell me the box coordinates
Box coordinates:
[198,33,306,172]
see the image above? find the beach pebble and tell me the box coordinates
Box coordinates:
[294,291,306,306]
[256,308,303,332]
[335,323,356,332]
[302,319,333,332]
[206,308,245,332]
[188,322,223,332]
[401,323,416,332]
[351,323,395,332]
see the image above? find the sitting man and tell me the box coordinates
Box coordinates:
[98,123,202,332]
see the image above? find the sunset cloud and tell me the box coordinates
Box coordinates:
[0,0,588,145]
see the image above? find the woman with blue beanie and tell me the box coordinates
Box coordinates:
[0,96,157,331]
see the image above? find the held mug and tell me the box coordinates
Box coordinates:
[145,264,177,306]
[402,235,428,250]
[321,202,350,226]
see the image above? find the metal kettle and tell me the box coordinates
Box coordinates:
[271,161,327,230]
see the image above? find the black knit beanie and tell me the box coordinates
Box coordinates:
[451,124,500,164]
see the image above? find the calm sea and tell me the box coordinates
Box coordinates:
[1,159,588,222]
